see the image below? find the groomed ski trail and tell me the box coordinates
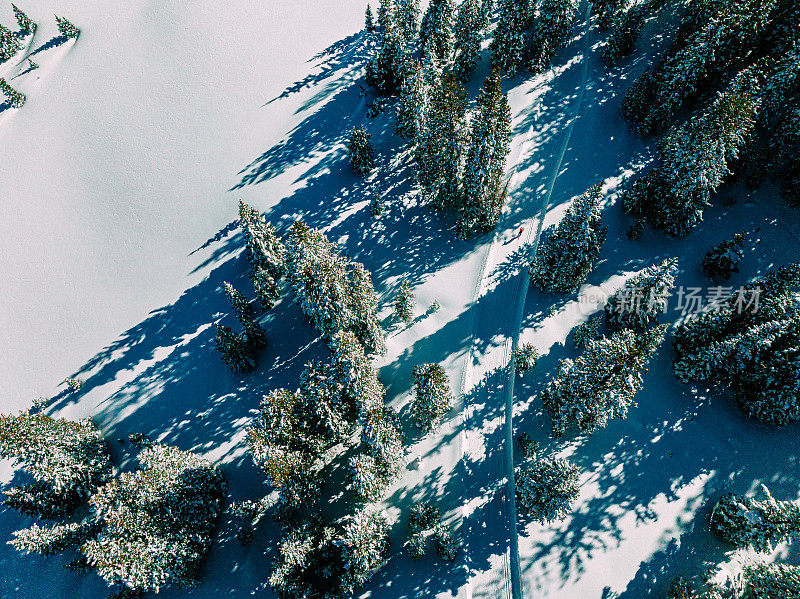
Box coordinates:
[458,2,592,598]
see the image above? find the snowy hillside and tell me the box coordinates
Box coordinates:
[1,0,799,598]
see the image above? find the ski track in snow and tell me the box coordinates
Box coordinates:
[458,3,592,598]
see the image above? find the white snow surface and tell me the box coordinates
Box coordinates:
[1,1,799,598]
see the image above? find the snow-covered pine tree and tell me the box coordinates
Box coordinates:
[83,442,226,594]
[285,221,386,353]
[527,0,577,74]
[414,73,468,210]
[702,231,760,281]
[298,360,354,445]
[411,363,453,431]
[12,5,35,35]
[458,69,511,236]
[213,323,256,373]
[621,0,774,136]
[55,16,80,40]
[573,315,602,349]
[605,257,678,330]
[490,0,531,75]
[395,57,426,138]
[592,0,629,30]
[515,455,580,522]
[348,125,375,176]
[514,343,539,376]
[741,563,800,598]
[0,413,112,523]
[223,282,266,350]
[9,519,101,558]
[530,183,607,292]
[623,69,760,236]
[366,4,407,95]
[673,263,800,425]
[0,24,22,61]
[395,0,421,42]
[420,0,454,61]
[542,325,667,435]
[453,0,484,79]
[394,278,415,323]
[269,509,389,598]
[377,0,394,32]
[366,3,376,31]
[710,484,800,552]
[238,200,286,309]
[223,281,251,322]
[600,2,649,67]
[433,521,459,561]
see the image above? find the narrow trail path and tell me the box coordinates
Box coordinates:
[458,3,592,598]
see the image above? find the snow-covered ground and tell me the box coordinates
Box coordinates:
[1,1,799,598]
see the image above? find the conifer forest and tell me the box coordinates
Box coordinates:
[1,1,799,598]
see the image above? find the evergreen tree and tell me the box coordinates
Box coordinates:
[605,257,678,330]
[741,563,800,599]
[238,201,286,309]
[453,0,484,79]
[411,363,453,431]
[377,0,394,32]
[600,2,649,67]
[458,69,512,236]
[530,183,607,292]
[348,126,375,176]
[395,58,426,138]
[365,6,407,95]
[490,0,531,74]
[223,281,251,322]
[414,73,468,210]
[592,0,628,30]
[513,343,539,376]
[0,25,22,61]
[623,70,760,236]
[527,0,577,74]
[710,485,800,551]
[516,455,580,522]
[673,264,800,425]
[394,278,415,323]
[573,315,602,349]
[542,325,667,435]
[702,230,760,281]
[366,3,376,31]
[12,5,35,35]
[213,323,256,373]
[83,443,226,594]
[285,221,386,353]
[9,519,100,557]
[395,0,421,42]
[55,16,80,40]
[420,0,454,61]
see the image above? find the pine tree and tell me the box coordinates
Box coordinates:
[742,563,800,599]
[710,484,800,552]
[12,5,35,35]
[9,519,100,557]
[0,25,22,61]
[83,443,226,594]
[605,257,678,330]
[600,2,649,67]
[366,3,376,31]
[527,0,577,74]
[542,325,667,435]
[414,73,468,210]
[348,126,375,176]
[411,363,453,431]
[516,455,580,522]
[573,316,602,349]
[513,343,539,376]
[458,69,512,236]
[238,201,286,309]
[530,183,607,292]
[673,264,800,425]
[592,0,628,30]
[213,323,256,373]
[365,6,407,95]
[623,70,760,236]
[394,278,415,323]
[453,0,484,79]
[420,0,455,61]
[55,16,80,40]
[490,0,531,74]
[395,58,426,139]
[395,0,421,42]
[377,0,394,32]
[702,230,760,281]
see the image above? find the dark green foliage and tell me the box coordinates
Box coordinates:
[12,5,35,35]
[365,3,376,30]
[238,201,286,310]
[420,0,454,61]
[214,323,256,373]
[55,16,80,40]
[395,278,414,323]
[0,78,25,108]
[605,257,678,330]
[513,343,538,376]
[490,0,532,74]
[601,2,649,66]
[0,24,22,61]
[348,126,375,176]
[527,0,577,74]
[516,455,580,522]
[702,230,760,281]
[412,363,453,431]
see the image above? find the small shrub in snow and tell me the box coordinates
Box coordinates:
[395,278,415,323]
[702,231,760,281]
[412,363,453,431]
[573,315,602,350]
[710,484,800,552]
[55,16,80,40]
[543,325,666,435]
[12,5,35,35]
[516,455,580,522]
[513,343,538,376]
[31,396,50,411]
[65,377,84,392]
[406,530,427,558]
[531,183,607,292]
[605,257,678,330]
[348,126,375,176]
[429,299,441,313]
